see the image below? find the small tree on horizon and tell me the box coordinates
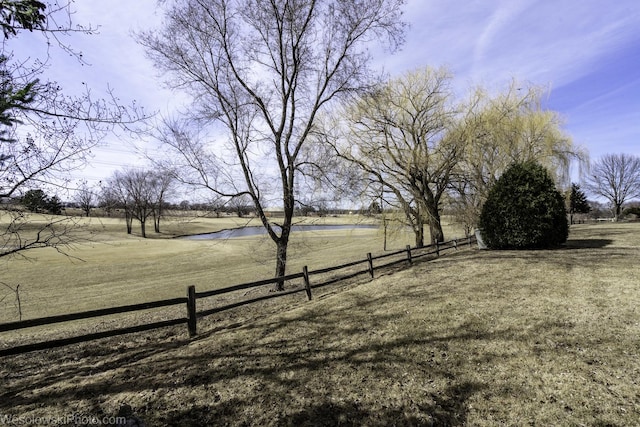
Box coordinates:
[567,183,590,224]
[45,195,62,215]
[21,189,48,213]
[75,181,96,217]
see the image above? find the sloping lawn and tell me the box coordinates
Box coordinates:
[1,223,639,426]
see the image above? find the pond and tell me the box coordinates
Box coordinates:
[180,223,379,240]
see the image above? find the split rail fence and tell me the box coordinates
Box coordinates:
[0,235,476,357]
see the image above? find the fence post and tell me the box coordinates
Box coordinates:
[367,252,374,278]
[454,238,458,250]
[406,245,412,265]
[436,241,440,256]
[303,266,312,301]
[187,285,197,337]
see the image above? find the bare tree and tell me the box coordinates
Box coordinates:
[228,193,253,218]
[74,180,95,217]
[584,153,640,220]
[150,172,174,233]
[127,170,155,238]
[101,172,134,234]
[104,168,172,238]
[140,0,406,289]
[102,168,174,237]
[330,67,458,246]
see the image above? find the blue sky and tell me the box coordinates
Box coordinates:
[12,0,640,184]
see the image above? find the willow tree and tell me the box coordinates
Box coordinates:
[450,81,586,232]
[332,67,458,246]
[139,0,405,289]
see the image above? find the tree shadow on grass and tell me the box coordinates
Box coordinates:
[162,381,483,427]
[455,238,621,266]
[563,239,613,249]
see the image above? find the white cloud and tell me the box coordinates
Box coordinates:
[471,0,536,75]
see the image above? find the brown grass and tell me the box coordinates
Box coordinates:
[1,222,639,426]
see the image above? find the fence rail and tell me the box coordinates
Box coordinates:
[0,235,476,357]
[0,298,188,332]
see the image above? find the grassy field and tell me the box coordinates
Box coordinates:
[0,213,464,324]
[1,222,639,425]
[0,214,385,320]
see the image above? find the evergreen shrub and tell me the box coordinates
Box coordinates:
[479,161,568,249]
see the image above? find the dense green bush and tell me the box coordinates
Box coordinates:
[479,161,568,249]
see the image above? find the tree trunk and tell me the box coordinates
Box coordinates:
[615,203,623,221]
[125,212,133,234]
[414,222,424,248]
[254,197,293,292]
[427,205,444,244]
[273,191,294,291]
[429,220,444,244]
[140,219,146,238]
[274,239,288,291]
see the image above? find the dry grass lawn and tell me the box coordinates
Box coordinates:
[1,222,639,426]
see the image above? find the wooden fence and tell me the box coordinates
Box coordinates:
[0,235,476,357]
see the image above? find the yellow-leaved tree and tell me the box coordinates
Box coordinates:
[332,66,460,246]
